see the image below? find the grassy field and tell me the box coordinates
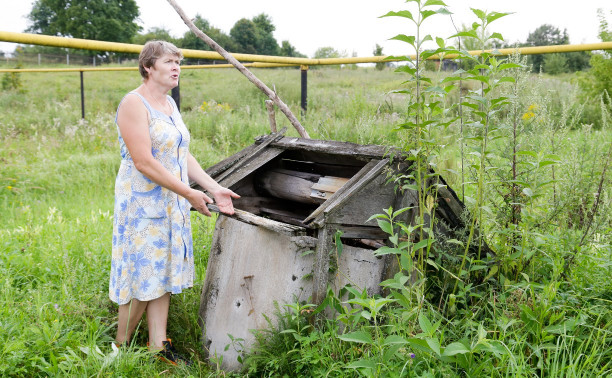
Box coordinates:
[1,63,611,376]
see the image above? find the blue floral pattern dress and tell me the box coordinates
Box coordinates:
[109,92,194,305]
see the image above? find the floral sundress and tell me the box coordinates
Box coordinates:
[109,92,193,305]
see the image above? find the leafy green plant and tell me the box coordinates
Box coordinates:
[2,64,25,92]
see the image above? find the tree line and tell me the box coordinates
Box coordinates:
[8,0,610,74]
[17,0,307,63]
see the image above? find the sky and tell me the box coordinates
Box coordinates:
[0,0,610,57]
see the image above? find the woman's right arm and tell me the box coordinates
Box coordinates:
[117,94,215,216]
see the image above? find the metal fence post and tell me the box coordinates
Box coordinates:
[171,81,180,112]
[300,65,308,117]
[80,71,85,119]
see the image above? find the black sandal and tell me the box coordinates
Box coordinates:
[156,339,192,366]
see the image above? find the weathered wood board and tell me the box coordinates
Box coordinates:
[197,135,495,372]
[199,216,390,371]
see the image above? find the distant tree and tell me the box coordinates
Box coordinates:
[525,24,568,72]
[279,40,306,57]
[230,14,282,55]
[313,46,343,59]
[25,0,140,60]
[524,24,590,73]
[543,53,568,75]
[373,44,385,70]
[178,15,210,50]
[26,0,140,43]
[252,14,279,56]
[179,15,238,54]
[132,27,176,46]
[565,50,592,72]
[230,18,258,54]
[312,47,344,69]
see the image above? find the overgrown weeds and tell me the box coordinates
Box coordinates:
[1,1,611,376]
[242,1,612,377]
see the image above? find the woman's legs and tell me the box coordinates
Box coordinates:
[116,299,148,345]
[146,293,171,348]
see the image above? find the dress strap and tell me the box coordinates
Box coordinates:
[115,91,154,123]
[128,91,155,115]
[167,95,178,115]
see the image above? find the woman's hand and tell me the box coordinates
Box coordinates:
[185,188,214,216]
[210,187,241,215]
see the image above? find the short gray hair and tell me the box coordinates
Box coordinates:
[138,40,183,79]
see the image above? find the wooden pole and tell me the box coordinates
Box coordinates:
[166,0,310,139]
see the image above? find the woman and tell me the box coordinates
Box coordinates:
[109,40,239,365]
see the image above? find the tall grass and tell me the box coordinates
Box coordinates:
[0,64,410,376]
[1,52,610,376]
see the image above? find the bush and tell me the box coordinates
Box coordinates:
[578,53,612,104]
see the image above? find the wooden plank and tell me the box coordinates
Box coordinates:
[306,158,390,227]
[334,225,388,239]
[203,144,258,180]
[266,137,400,160]
[311,176,349,192]
[325,175,396,226]
[311,225,334,305]
[213,128,287,184]
[303,159,383,225]
[278,154,366,176]
[260,209,310,228]
[256,169,323,204]
[271,168,321,182]
[219,147,285,189]
[206,204,305,236]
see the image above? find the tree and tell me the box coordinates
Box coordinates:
[230,14,281,55]
[525,24,568,72]
[312,47,345,69]
[132,27,176,46]
[313,46,343,59]
[252,14,279,56]
[279,40,306,58]
[26,0,140,43]
[373,44,385,70]
[179,15,238,55]
[525,24,590,73]
[543,53,568,75]
[230,18,258,54]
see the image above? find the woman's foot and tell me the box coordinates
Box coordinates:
[155,339,192,366]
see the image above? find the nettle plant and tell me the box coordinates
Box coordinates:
[375,2,523,305]
[318,1,524,373]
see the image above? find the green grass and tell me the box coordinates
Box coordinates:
[1,63,611,376]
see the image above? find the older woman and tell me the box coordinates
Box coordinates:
[109,40,239,365]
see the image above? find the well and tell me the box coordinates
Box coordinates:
[194,131,482,370]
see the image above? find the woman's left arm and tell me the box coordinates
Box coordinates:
[187,152,240,215]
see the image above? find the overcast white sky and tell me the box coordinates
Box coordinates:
[0,0,610,57]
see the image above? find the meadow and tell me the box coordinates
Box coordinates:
[0,58,611,377]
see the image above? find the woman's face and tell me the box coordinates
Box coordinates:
[147,53,181,88]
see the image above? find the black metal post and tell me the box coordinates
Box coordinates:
[300,65,308,117]
[171,81,180,112]
[80,71,85,119]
